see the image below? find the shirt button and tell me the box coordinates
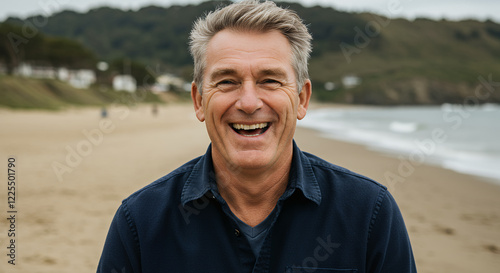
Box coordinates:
[234,229,241,237]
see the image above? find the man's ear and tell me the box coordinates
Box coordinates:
[297,79,312,120]
[191,82,205,122]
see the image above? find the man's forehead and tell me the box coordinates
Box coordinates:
[204,29,294,80]
[207,29,291,55]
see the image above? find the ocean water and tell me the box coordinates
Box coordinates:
[298,104,500,185]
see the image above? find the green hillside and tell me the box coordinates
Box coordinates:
[3,1,500,105]
[0,75,162,110]
[310,16,500,104]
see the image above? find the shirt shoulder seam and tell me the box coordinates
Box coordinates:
[308,157,386,190]
[305,154,389,241]
[125,163,195,202]
[121,200,141,253]
[367,187,388,240]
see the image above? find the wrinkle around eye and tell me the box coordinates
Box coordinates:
[259,79,283,90]
[217,80,236,85]
[215,80,240,92]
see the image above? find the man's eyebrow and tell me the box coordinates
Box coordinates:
[209,68,238,80]
[259,68,287,78]
[209,68,288,80]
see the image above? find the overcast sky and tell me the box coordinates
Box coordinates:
[2,0,499,22]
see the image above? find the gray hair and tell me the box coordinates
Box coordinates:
[189,0,312,93]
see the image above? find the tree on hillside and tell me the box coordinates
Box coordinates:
[0,22,97,73]
[0,23,21,74]
[45,37,96,68]
[109,58,156,86]
[0,23,45,73]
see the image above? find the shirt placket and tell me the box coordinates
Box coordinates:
[211,189,257,272]
[251,198,286,273]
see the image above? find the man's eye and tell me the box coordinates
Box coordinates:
[216,80,238,91]
[260,79,282,88]
[217,80,235,86]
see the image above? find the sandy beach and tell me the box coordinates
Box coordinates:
[1,103,499,273]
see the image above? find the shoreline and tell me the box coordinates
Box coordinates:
[298,125,500,188]
[0,104,499,272]
[300,103,500,188]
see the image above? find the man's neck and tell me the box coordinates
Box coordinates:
[213,155,292,227]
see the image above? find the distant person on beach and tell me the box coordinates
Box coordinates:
[152,103,158,117]
[97,1,416,272]
[100,106,107,118]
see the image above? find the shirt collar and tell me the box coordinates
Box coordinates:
[181,141,321,206]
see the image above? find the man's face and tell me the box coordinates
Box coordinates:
[192,29,311,172]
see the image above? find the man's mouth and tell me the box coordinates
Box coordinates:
[231,122,270,137]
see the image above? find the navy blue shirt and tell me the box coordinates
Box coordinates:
[97,142,417,273]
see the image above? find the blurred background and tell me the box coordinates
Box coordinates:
[2,0,500,106]
[1,1,500,272]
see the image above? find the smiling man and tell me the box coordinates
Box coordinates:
[97,1,416,272]
[191,28,311,227]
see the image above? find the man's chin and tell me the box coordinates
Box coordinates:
[229,151,274,170]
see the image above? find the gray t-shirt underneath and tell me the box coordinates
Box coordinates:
[229,208,277,258]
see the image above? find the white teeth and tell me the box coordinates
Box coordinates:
[232,123,268,130]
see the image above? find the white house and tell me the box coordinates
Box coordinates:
[113,75,137,92]
[15,63,57,79]
[342,75,361,89]
[67,69,96,89]
[58,68,96,89]
[152,74,188,92]
[14,63,96,89]
[324,81,336,91]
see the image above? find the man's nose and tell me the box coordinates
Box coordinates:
[235,82,263,114]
